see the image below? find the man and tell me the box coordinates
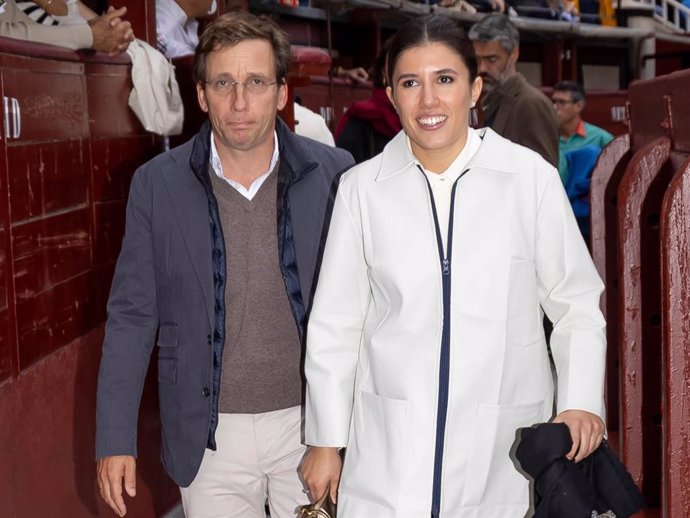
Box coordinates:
[0,0,133,54]
[469,14,559,167]
[156,0,216,58]
[552,80,613,185]
[96,11,354,518]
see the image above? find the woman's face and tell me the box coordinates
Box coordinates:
[387,42,482,171]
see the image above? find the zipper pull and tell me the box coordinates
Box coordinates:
[442,259,450,275]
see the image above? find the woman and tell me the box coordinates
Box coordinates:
[300,14,606,518]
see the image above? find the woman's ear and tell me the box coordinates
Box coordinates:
[386,86,397,111]
[470,76,483,107]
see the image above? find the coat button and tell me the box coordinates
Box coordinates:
[206,334,212,345]
[202,387,211,397]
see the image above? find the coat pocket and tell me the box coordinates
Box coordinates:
[339,391,408,510]
[157,324,178,384]
[461,400,544,507]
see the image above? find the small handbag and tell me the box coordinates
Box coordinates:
[296,488,337,518]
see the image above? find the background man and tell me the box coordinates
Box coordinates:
[156,0,215,58]
[95,11,353,518]
[552,80,613,184]
[469,14,559,167]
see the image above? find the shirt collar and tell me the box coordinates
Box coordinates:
[209,131,280,184]
[405,128,481,182]
[576,119,587,137]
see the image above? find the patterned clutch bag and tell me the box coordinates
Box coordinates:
[296,489,337,518]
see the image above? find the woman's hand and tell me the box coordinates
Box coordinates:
[299,446,342,504]
[553,409,605,462]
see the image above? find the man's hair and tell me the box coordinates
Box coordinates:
[553,80,586,103]
[193,11,292,85]
[468,13,519,54]
[386,14,477,88]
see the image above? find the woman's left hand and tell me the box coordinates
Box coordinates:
[552,409,605,462]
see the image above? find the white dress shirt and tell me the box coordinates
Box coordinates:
[210,132,280,201]
[410,128,481,253]
[156,0,199,58]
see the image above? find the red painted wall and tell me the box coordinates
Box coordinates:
[0,38,179,517]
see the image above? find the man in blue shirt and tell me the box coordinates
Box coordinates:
[552,81,613,185]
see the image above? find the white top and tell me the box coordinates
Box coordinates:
[209,131,280,200]
[155,0,198,58]
[293,103,335,146]
[410,128,481,253]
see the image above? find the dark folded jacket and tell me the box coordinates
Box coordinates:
[515,422,645,518]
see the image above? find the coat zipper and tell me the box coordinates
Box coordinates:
[419,166,469,518]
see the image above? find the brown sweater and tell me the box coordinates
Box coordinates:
[210,165,302,414]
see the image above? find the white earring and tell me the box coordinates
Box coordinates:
[471,101,476,108]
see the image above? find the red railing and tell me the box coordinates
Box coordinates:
[590,68,690,518]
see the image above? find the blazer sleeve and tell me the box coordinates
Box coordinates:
[0,0,93,50]
[95,166,159,459]
[534,168,607,421]
[304,173,371,447]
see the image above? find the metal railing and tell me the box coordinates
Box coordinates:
[625,0,690,32]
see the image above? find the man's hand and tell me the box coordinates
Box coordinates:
[553,409,605,462]
[299,446,342,504]
[89,6,134,55]
[97,455,136,516]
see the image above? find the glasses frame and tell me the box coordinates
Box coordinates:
[551,98,577,107]
[204,77,280,96]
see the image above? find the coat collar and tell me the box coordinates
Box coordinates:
[375,127,518,182]
[186,117,319,189]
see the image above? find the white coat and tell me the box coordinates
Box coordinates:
[304,128,607,518]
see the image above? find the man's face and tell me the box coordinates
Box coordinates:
[551,90,583,127]
[472,40,517,94]
[196,39,287,155]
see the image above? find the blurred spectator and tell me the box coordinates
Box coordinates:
[439,0,505,13]
[334,43,401,163]
[156,0,216,58]
[333,65,368,83]
[552,80,612,184]
[0,0,133,54]
[553,81,612,239]
[294,101,335,146]
[469,14,559,167]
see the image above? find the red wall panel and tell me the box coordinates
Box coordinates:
[7,141,90,223]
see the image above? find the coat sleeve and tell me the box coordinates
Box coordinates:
[0,0,93,50]
[515,95,560,169]
[534,168,607,421]
[95,166,159,459]
[304,174,371,447]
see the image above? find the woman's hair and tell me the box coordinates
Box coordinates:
[385,14,477,88]
[194,11,292,85]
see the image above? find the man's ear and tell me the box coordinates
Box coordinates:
[277,82,288,111]
[197,83,209,113]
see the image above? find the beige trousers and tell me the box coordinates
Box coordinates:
[180,406,308,518]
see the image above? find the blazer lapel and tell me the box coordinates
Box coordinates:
[162,162,215,329]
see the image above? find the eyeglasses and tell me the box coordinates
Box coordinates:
[552,99,576,107]
[205,76,279,96]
